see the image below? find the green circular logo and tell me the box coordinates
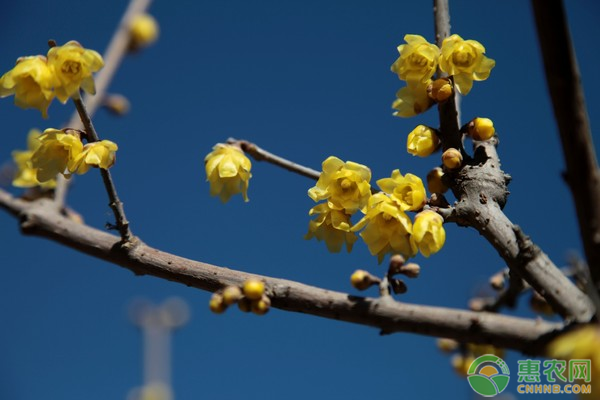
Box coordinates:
[467,354,510,397]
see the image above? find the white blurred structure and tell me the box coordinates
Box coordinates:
[127,297,190,400]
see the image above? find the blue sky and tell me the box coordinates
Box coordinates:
[1,1,599,399]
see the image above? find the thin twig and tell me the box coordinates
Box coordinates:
[53,0,154,209]
[0,187,564,355]
[531,0,600,292]
[72,96,133,243]
[227,138,321,180]
[433,0,461,152]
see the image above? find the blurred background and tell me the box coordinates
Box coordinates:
[1,0,599,398]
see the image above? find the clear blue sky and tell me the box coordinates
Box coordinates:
[1,1,599,399]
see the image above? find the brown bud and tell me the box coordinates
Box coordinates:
[388,254,406,275]
[390,279,408,295]
[489,272,505,291]
[398,263,421,278]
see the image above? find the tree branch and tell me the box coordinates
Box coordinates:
[0,187,562,355]
[531,0,600,291]
[444,138,595,322]
[72,96,133,243]
[54,0,154,209]
[227,138,321,180]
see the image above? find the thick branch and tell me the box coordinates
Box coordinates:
[531,0,600,290]
[446,139,595,322]
[0,187,562,355]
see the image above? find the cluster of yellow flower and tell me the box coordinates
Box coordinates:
[547,324,600,389]
[391,34,495,117]
[0,41,103,118]
[12,128,118,187]
[204,144,252,203]
[210,279,271,315]
[305,156,445,263]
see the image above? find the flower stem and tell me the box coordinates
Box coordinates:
[73,95,133,243]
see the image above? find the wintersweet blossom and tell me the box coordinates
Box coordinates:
[12,129,56,188]
[412,210,446,257]
[392,82,434,118]
[305,203,357,253]
[0,56,54,117]
[352,193,417,263]
[439,34,495,95]
[547,325,600,389]
[70,140,118,175]
[308,156,371,214]
[47,41,104,102]
[130,14,160,49]
[30,128,83,182]
[406,125,440,157]
[391,34,439,87]
[205,144,252,203]
[377,170,427,212]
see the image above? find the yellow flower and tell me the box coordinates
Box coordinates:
[412,210,445,257]
[547,325,600,390]
[130,14,160,49]
[468,117,495,141]
[377,170,426,212]
[392,82,434,118]
[0,56,54,118]
[305,202,357,253]
[439,34,495,95]
[406,125,440,157]
[308,156,371,214]
[391,34,439,87]
[12,129,57,189]
[47,41,104,102]
[205,144,252,203]
[30,128,83,182]
[70,140,118,175]
[352,193,417,263]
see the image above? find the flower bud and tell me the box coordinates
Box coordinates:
[129,14,159,50]
[452,354,474,377]
[398,262,420,278]
[103,94,130,116]
[388,254,405,275]
[222,286,243,305]
[251,295,271,315]
[442,148,463,170]
[489,271,505,291]
[426,167,448,194]
[350,269,379,290]
[530,291,554,315]
[468,117,495,141]
[406,125,440,157]
[209,293,227,314]
[390,278,408,294]
[243,279,265,300]
[427,78,453,102]
[437,338,459,353]
[238,297,252,313]
[468,297,487,312]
